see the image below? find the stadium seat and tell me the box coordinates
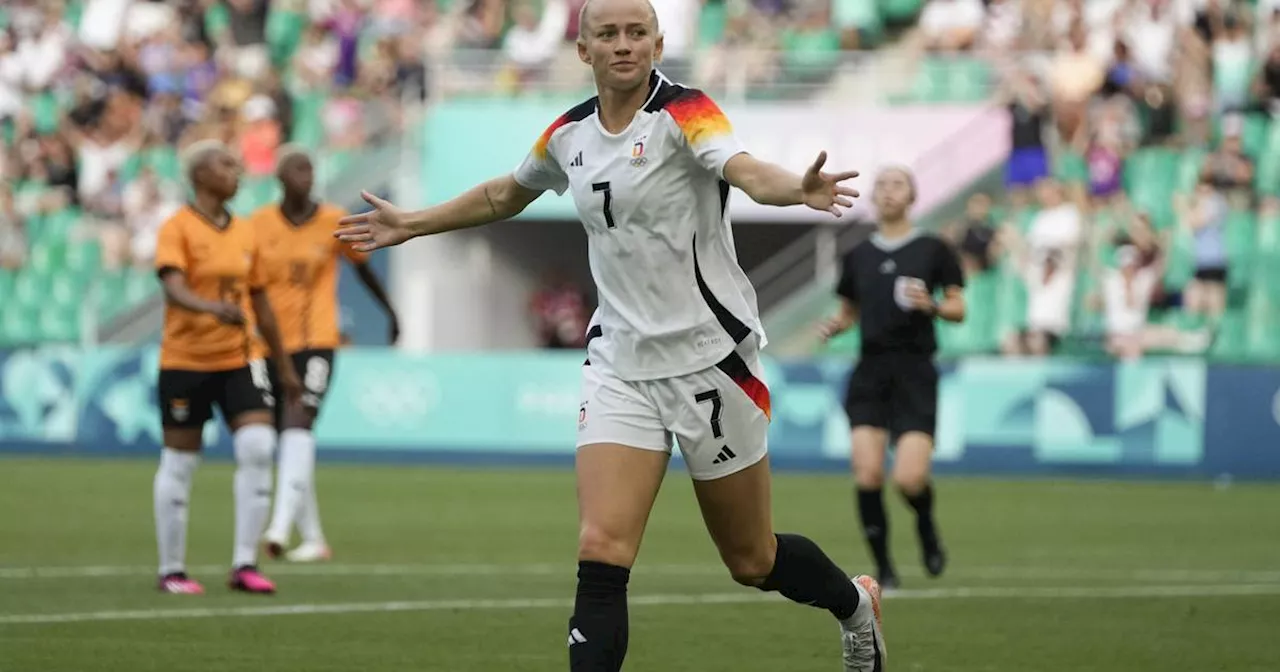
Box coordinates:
[1124,148,1179,229]
[1225,209,1256,294]
[1209,308,1247,360]
[877,0,923,23]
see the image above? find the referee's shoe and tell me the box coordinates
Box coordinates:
[840,575,886,671]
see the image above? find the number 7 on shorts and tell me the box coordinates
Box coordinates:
[695,389,724,439]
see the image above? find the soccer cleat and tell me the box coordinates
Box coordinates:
[922,542,947,578]
[839,575,886,671]
[228,566,276,594]
[878,569,901,592]
[157,572,205,594]
[285,541,332,563]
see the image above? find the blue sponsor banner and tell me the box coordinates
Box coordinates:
[1,347,1278,479]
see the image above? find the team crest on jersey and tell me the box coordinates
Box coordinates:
[630,136,647,168]
[880,259,897,274]
[170,399,190,422]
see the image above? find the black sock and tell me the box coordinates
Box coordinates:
[903,483,937,547]
[856,488,893,573]
[568,561,630,672]
[757,533,860,621]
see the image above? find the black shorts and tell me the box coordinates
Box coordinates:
[843,352,939,438]
[1194,267,1227,283]
[158,361,274,429]
[269,348,335,425]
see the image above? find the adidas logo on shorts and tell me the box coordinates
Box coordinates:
[711,445,737,465]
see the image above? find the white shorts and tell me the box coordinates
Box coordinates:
[576,343,772,481]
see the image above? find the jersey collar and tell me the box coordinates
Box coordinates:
[870,228,921,252]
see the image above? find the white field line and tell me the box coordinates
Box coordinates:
[3,562,1280,584]
[4,583,1280,626]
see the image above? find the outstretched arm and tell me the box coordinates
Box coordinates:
[723,151,860,216]
[405,175,543,237]
[336,176,544,252]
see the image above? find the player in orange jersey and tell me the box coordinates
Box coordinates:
[255,146,399,563]
[152,140,302,596]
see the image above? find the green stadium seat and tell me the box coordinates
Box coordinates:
[1256,123,1280,197]
[1163,230,1196,290]
[36,301,78,342]
[122,268,159,307]
[696,1,728,47]
[1225,209,1256,293]
[877,0,922,23]
[1209,308,1247,360]
[27,92,61,134]
[267,9,309,67]
[1176,148,1206,193]
[1054,149,1089,185]
[833,0,884,44]
[1124,148,1179,229]
[95,271,129,321]
[289,92,327,149]
[12,270,52,307]
[0,304,38,344]
[993,262,1028,338]
[63,241,102,284]
[938,270,997,355]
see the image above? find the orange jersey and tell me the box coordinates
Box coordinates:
[155,205,267,372]
[251,203,367,353]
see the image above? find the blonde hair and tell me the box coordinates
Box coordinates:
[180,139,231,186]
[875,164,918,201]
[577,0,661,43]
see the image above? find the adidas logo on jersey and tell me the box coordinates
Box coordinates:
[569,151,583,168]
[567,628,588,646]
[711,445,737,465]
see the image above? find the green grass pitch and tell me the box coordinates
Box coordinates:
[2,457,1279,671]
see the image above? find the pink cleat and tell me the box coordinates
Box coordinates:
[158,573,205,594]
[228,566,277,595]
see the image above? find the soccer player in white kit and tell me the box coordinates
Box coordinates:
[335,0,887,668]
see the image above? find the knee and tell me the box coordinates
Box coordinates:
[577,525,638,569]
[893,471,929,496]
[233,423,276,468]
[856,468,885,489]
[721,536,777,587]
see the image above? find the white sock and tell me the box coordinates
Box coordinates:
[265,428,315,543]
[297,442,326,545]
[232,424,276,568]
[154,448,200,576]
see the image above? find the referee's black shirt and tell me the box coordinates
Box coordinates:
[836,229,964,357]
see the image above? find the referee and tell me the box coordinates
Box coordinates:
[820,166,966,589]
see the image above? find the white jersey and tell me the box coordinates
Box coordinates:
[513,70,766,381]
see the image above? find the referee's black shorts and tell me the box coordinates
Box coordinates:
[843,352,939,439]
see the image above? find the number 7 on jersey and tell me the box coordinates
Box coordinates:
[592,181,616,229]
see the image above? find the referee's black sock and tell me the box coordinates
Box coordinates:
[903,483,937,546]
[568,561,630,672]
[856,488,893,574]
[757,533,860,621]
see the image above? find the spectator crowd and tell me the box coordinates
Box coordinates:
[4,0,1278,360]
[936,0,1280,360]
